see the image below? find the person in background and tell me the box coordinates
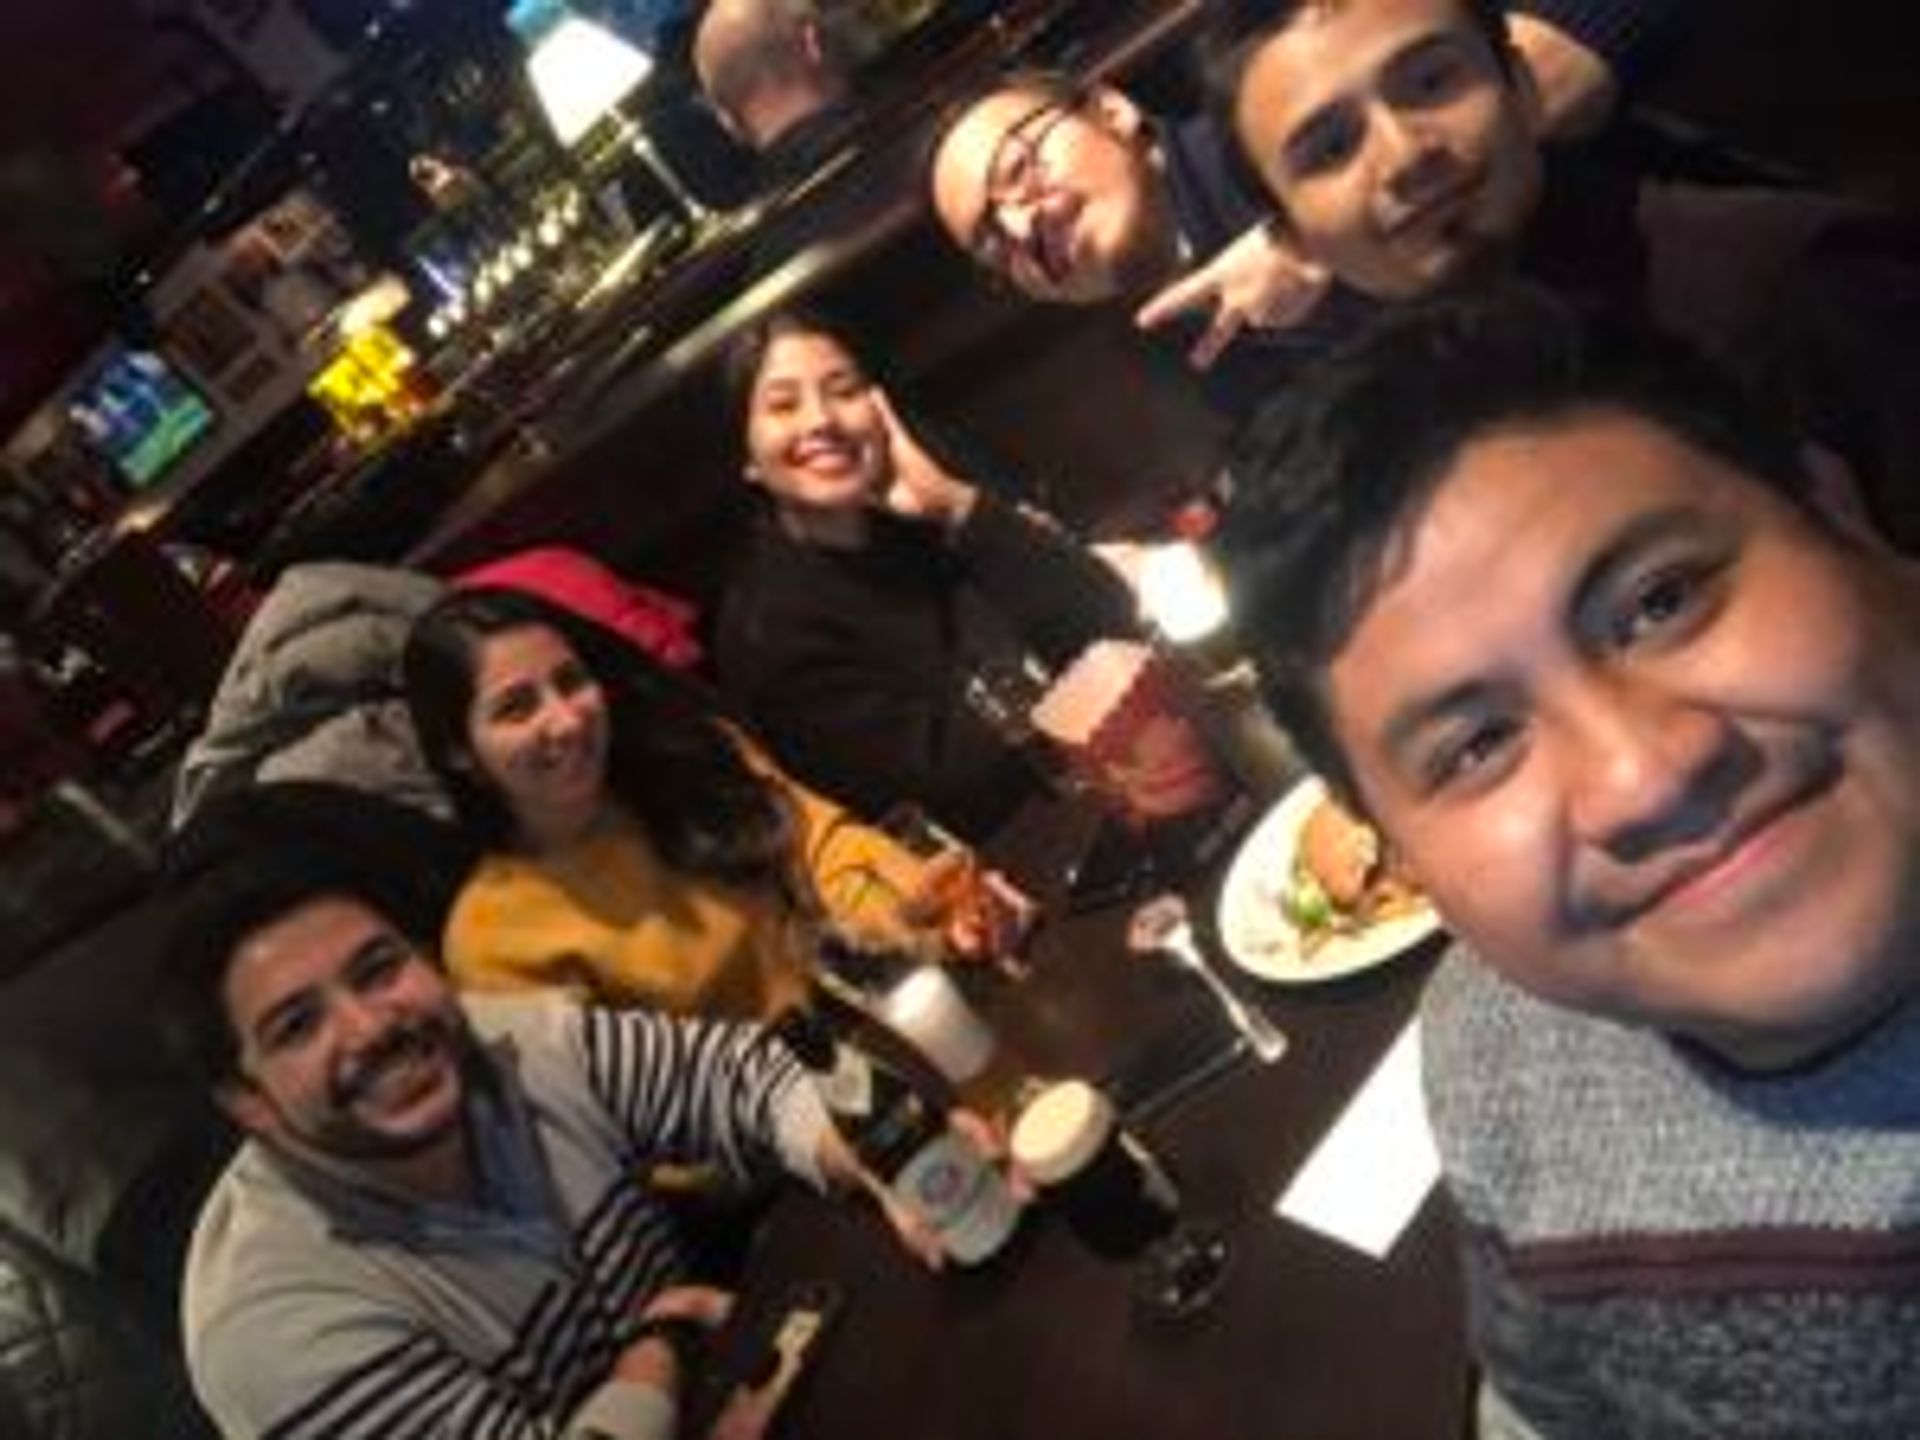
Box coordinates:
[693,0,857,181]
[713,307,1139,842]
[1218,0,1920,543]
[161,789,933,1440]
[923,0,1681,419]
[1220,284,1920,1438]
[404,587,1006,1020]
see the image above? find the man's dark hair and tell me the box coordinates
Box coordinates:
[1201,0,1512,84]
[1218,283,1816,804]
[156,783,471,1089]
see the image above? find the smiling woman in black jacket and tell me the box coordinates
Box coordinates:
[714,308,1138,841]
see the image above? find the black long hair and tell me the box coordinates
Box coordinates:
[402,586,796,887]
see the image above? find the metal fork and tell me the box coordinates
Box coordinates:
[1127,894,1289,1065]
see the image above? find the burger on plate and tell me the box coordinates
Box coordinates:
[1280,794,1423,954]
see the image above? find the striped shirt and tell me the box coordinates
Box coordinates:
[183,994,829,1440]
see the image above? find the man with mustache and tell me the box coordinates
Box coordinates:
[1219,0,1920,544]
[1220,285,1920,1437]
[924,1,1681,420]
[160,786,918,1440]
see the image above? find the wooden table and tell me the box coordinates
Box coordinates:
[717,805,1471,1440]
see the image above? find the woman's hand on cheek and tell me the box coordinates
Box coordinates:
[872,389,977,531]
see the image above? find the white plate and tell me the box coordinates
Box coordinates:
[1215,776,1441,984]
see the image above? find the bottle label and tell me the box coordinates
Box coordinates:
[893,1133,1019,1266]
[820,1045,875,1118]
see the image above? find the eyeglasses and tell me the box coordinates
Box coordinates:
[967,99,1077,277]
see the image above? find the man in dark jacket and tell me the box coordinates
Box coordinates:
[1223,0,1920,544]
[924,1,1680,419]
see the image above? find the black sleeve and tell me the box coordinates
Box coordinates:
[715,543,1040,842]
[949,494,1140,671]
[731,626,1036,842]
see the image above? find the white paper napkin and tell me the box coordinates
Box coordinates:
[1273,1019,1439,1259]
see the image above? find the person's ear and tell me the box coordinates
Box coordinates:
[707,99,743,142]
[1800,442,1891,549]
[799,17,846,79]
[216,1076,278,1141]
[1089,85,1144,142]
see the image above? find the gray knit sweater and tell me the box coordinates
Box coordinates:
[183,994,829,1440]
[1422,950,1920,1439]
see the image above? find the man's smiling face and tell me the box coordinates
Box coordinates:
[1325,410,1920,1067]
[930,84,1180,305]
[1233,0,1544,300]
[219,895,471,1159]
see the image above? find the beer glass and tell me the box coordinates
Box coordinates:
[1010,1080,1229,1317]
[961,654,1084,798]
[1030,641,1235,835]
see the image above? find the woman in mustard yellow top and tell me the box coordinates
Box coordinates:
[403,586,959,1020]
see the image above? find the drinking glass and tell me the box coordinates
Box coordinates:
[961,654,1084,797]
[873,802,1037,980]
[1010,1080,1229,1318]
